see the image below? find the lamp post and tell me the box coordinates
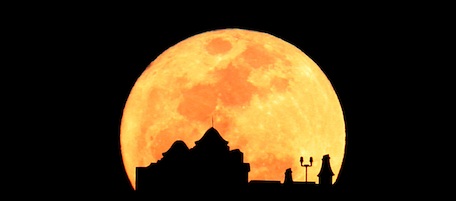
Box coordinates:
[300,156,313,182]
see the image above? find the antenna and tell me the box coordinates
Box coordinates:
[211,116,214,128]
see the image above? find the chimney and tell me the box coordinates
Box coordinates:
[317,154,334,189]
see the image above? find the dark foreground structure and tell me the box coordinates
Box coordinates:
[135,127,338,198]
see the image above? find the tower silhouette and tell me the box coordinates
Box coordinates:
[317,154,334,190]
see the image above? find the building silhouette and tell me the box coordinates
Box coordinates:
[135,127,336,198]
[136,127,250,196]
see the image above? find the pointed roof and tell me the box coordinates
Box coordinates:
[318,154,334,176]
[195,127,228,146]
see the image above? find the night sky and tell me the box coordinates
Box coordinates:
[20,5,441,198]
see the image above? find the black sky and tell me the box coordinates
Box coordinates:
[81,14,375,195]
[17,4,447,198]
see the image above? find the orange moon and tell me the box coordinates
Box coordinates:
[120,28,346,190]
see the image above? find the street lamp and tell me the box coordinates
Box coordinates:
[300,156,313,182]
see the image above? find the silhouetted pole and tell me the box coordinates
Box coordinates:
[300,156,313,182]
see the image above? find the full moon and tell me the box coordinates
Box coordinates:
[120,28,346,190]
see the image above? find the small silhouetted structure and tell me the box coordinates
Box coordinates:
[318,154,335,191]
[300,156,313,182]
[284,168,293,186]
